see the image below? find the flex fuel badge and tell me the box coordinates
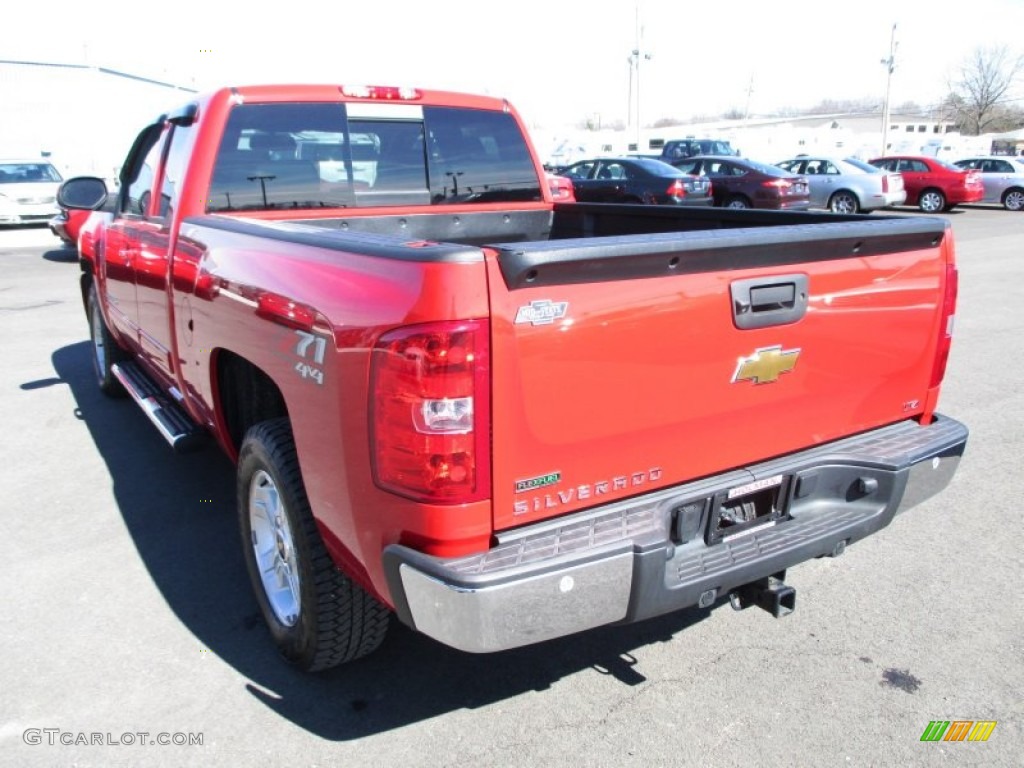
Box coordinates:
[515,472,562,493]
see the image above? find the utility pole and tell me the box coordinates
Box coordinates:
[629,2,651,151]
[880,23,897,157]
[744,75,755,121]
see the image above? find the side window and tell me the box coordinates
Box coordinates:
[121,125,168,217]
[822,162,840,175]
[564,163,595,180]
[991,160,1013,173]
[597,162,626,180]
[157,123,195,221]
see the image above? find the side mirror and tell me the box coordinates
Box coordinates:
[57,177,109,210]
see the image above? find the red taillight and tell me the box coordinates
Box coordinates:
[762,178,792,190]
[882,175,889,193]
[667,179,687,199]
[930,263,958,388]
[547,174,576,202]
[371,320,490,503]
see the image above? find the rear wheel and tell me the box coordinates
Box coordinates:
[87,282,126,397]
[828,190,860,214]
[725,195,751,209]
[1002,188,1024,211]
[238,418,390,671]
[918,189,945,213]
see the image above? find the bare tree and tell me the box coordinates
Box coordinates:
[947,45,1024,134]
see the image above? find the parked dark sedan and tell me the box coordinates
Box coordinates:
[559,157,713,206]
[669,156,810,210]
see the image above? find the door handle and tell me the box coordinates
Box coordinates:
[731,274,809,330]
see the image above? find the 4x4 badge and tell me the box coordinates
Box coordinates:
[732,346,800,384]
[515,300,568,326]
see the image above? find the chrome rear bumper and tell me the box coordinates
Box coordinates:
[384,415,968,653]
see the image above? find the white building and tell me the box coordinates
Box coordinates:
[533,111,983,166]
[0,60,196,179]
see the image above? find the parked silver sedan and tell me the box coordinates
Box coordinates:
[952,156,1024,210]
[775,156,905,213]
[0,159,63,225]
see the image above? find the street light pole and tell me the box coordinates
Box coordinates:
[631,2,651,151]
[880,23,897,157]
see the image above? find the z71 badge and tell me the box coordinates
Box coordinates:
[294,330,325,385]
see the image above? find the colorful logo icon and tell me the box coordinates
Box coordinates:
[920,721,996,742]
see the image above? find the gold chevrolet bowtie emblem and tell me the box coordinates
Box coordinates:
[732,346,800,384]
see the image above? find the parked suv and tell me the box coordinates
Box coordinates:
[660,139,737,161]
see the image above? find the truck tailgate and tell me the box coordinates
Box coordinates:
[485,218,951,530]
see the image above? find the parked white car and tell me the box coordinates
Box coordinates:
[952,156,1024,211]
[0,159,63,225]
[775,156,905,213]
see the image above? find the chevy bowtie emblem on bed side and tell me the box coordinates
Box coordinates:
[514,300,569,326]
[732,345,801,384]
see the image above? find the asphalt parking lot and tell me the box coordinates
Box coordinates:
[1,206,1021,767]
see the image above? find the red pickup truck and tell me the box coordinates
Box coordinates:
[60,84,968,672]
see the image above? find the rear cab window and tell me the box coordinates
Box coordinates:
[207,102,541,213]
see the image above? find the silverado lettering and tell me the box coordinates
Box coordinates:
[514,468,665,515]
[60,83,968,670]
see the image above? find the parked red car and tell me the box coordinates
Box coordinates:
[49,207,91,248]
[868,156,984,213]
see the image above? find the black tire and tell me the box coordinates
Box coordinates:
[828,190,860,214]
[237,418,390,671]
[918,188,946,213]
[87,281,127,397]
[724,195,751,209]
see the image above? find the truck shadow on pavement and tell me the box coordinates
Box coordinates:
[53,340,714,741]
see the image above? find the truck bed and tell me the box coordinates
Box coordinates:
[184,204,951,532]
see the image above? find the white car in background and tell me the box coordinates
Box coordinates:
[952,156,1024,211]
[0,159,63,225]
[775,155,905,213]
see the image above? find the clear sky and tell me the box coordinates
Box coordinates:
[9,0,1024,128]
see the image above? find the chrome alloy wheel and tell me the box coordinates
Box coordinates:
[1003,189,1024,211]
[829,191,859,214]
[919,190,945,213]
[249,470,301,627]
